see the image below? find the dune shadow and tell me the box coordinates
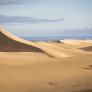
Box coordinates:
[0,44,43,52]
[80,67,92,70]
[73,89,92,92]
[0,30,56,58]
[0,29,56,58]
[0,43,43,52]
[79,46,92,51]
[79,65,92,70]
[0,31,43,52]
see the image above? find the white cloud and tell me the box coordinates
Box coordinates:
[0,15,64,24]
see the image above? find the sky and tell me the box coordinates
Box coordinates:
[0,0,92,37]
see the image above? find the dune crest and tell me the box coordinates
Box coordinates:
[0,27,43,52]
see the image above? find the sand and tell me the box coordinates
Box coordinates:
[0,28,92,92]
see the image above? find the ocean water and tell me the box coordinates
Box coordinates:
[22,36,92,41]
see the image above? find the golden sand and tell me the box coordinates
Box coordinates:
[0,28,92,92]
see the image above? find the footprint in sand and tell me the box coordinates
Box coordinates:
[48,81,64,88]
[71,83,82,88]
[89,65,92,68]
[48,81,56,86]
[71,84,77,87]
[71,82,89,88]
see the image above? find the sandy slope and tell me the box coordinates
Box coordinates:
[0,27,44,52]
[0,27,70,57]
[0,53,92,92]
[0,28,92,92]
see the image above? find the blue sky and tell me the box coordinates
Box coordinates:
[0,0,92,37]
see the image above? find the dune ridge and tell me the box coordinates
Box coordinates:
[0,27,71,57]
[0,27,44,52]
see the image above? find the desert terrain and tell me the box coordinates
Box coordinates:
[0,28,92,92]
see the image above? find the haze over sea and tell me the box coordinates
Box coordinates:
[22,36,92,41]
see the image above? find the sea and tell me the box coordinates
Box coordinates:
[22,36,92,41]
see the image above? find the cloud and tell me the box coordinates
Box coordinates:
[0,0,32,5]
[0,0,17,5]
[0,15,64,24]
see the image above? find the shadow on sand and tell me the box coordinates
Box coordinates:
[0,31,43,52]
[79,46,92,51]
[73,89,92,92]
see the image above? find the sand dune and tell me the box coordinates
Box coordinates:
[0,27,43,52]
[0,28,70,57]
[59,40,84,45]
[0,27,92,92]
[60,40,92,46]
